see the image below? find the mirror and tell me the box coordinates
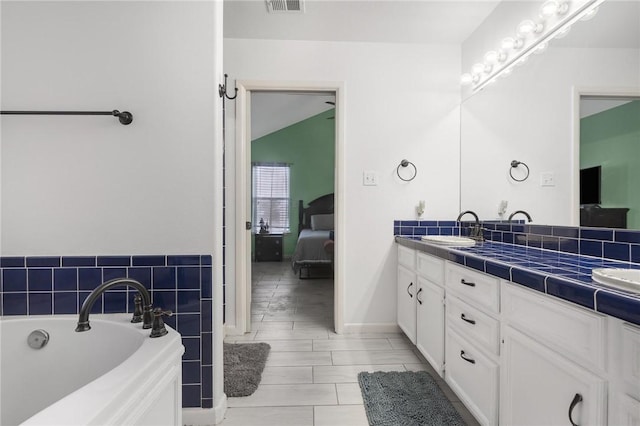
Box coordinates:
[460,0,640,229]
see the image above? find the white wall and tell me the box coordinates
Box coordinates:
[1,1,218,255]
[224,38,461,328]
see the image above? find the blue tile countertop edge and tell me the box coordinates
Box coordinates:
[395,236,640,326]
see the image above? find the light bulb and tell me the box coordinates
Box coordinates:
[471,62,488,75]
[460,73,473,85]
[581,7,598,21]
[517,19,544,36]
[554,26,571,39]
[484,50,507,64]
[540,0,559,18]
[501,37,524,50]
[534,42,548,54]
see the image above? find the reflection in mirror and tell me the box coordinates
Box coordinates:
[580,96,640,229]
[460,0,640,229]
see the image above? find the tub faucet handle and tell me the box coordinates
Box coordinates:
[150,307,173,338]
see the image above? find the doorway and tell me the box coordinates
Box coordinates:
[573,89,640,229]
[233,81,345,336]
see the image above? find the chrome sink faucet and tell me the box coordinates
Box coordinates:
[76,278,154,332]
[456,210,484,241]
[508,210,533,223]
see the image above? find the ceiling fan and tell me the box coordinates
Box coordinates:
[326,101,335,120]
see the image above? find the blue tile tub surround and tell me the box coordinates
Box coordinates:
[395,236,640,326]
[0,254,213,410]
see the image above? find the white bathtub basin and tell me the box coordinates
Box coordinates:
[421,235,476,247]
[0,314,184,426]
[592,268,640,294]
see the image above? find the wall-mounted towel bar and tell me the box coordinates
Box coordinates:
[0,110,133,125]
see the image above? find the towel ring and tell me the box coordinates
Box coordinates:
[509,160,530,182]
[397,159,417,182]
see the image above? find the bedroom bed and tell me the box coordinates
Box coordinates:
[291,193,334,279]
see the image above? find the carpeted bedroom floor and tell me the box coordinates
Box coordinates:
[220,261,479,426]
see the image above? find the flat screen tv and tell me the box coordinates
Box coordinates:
[580,165,601,205]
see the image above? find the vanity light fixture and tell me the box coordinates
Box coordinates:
[461,0,606,93]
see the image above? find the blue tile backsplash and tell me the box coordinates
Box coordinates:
[0,254,214,410]
[395,219,640,326]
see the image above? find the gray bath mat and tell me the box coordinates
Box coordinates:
[224,342,271,397]
[358,371,465,426]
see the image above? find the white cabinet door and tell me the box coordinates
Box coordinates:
[416,276,444,375]
[397,264,417,344]
[611,393,640,426]
[501,326,607,426]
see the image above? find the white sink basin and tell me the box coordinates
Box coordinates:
[592,268,640,293]
[421,235,476,247]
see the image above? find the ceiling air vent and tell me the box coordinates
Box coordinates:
[266,0,304,13]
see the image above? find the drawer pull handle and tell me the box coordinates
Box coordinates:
[460,279,476,287]
[568,393,583,426]
[416,288,423,305]
[460,350,476,364]
[407,282,414,298]
[460,313,476,325]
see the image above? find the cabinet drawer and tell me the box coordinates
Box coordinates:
[445,327,499,426]
[416,252,444,284]
[447,295,499,355]
[502,283,606,371]
[446,263,499,314]
[622,323,640,397]
[397,245,416,269]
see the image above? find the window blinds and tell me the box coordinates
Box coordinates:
[252,163,290,233]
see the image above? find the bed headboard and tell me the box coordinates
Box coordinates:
[298,193,334,235]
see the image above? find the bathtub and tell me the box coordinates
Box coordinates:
[0,314,184,425]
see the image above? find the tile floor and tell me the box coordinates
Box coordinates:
[221,261,480,426]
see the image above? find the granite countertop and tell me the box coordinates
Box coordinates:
[395,236,640,326]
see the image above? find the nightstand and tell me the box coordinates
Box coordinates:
[255,233,283,262]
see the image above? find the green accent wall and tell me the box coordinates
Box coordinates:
[252,109,335,256]
[581,100,640,229]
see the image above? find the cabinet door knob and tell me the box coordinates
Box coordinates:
[460,279,476,287]
[460,313,476,325]
[416,288,423,305]
[407,282,414,298]
[460,350,476,364]
[568,393,583,426]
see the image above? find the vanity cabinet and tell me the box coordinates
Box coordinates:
[396,240,640,425]
[396,246,445,373]
[501,284,607,426]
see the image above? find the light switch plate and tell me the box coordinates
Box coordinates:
[363,171,378,186]
[540,172,555,187]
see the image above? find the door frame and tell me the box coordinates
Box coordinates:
[571,87,640,226]
[234,80,345,335]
